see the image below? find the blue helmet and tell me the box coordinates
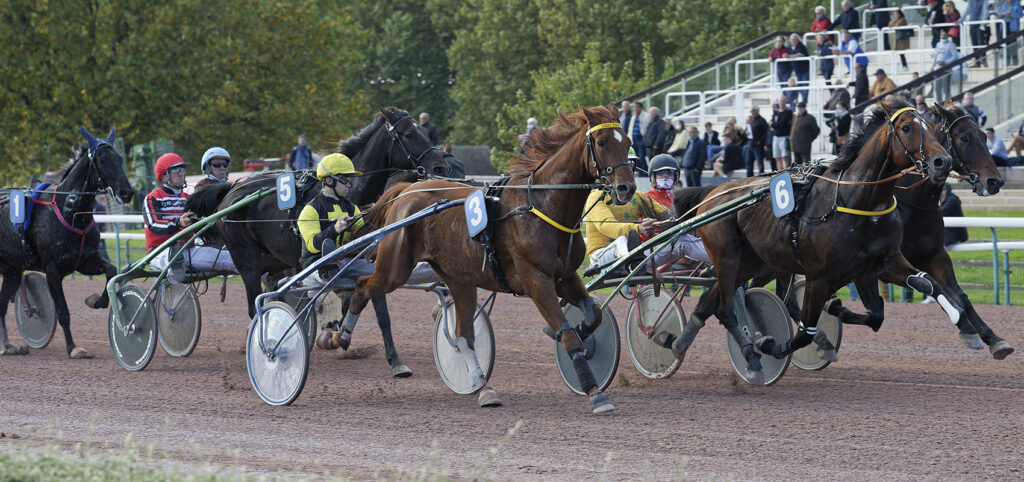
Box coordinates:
[201,147,231,172]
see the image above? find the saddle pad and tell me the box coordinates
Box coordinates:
[21,182,52,230]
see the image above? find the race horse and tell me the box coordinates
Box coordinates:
[661,97,962,382]
[335,104,636,413]
[0,128,135,357]
[825,102,1013,358]
[186,107,460,377]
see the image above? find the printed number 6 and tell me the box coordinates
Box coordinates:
[279,177,292,201]
[774,180,789,209]
[468,196,483,226]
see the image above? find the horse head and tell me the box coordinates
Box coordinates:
[79,127,135,204]
[930,102,1003,196]
[376,106,455,178]
[877,96,951,186]
[583,104,636,205]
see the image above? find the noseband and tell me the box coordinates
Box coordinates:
[585,122,634,189]
[385,115,439,177]
[939,114,983,190]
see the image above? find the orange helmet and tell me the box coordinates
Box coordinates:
[155,153,187,183]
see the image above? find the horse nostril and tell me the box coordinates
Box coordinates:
[988,178,1004,193]
[933,158,944,168]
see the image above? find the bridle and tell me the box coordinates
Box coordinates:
[584,122,635,189]
[887,106,935,177]
[938,113,983,191]
[384,114,442,177]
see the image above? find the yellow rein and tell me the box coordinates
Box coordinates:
[836,196,898,216]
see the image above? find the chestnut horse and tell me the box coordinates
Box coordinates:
[329,105,636,413]
[661,98,956,382]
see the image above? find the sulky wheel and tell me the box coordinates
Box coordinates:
[726,287,792,386]
[155,283,202,357]
[15,271,57,349]
[432,298,495,395]
[625,287,685,379]
[108,284,158,371]
[281,290,319,351]
[789,279,843,371]
[555,299,620,396]
[247,301,309,406]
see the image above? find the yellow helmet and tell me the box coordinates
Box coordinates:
[316,153,362,180]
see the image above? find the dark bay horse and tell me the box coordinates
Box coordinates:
[186,107,459,376]
[0,128,135,357]
[335,105,636,413]
[661,97,956,383]
[825,103,1013,358]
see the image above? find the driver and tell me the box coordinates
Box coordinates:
[193,147,232,190]
[144,153,236,282]
[645,153,681,207]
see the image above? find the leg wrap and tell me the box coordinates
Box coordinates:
[671,315,706,356]
[571,349,598,391]
[341,311,360,334]
[578,297,599,330]
[905,272,935,296]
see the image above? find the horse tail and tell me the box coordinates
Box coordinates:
[185,182,232,217]
[671,185,716,221]
[352,181,413,239]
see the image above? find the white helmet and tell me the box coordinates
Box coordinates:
[201,147,231,172]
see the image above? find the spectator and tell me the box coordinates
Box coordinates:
[835,1,861,38]
[722,117,741,144]
[746,106,770,176]
[289,135,313,171]
[771,96,793,170]
[785,76,802,107]
[850,62,870,106]
[961,92,987,126]
[870,68,899,99]
[944,2,962,45]
[870,1,892,50]
[997,0,1022,66]
[812,5,832,33]
[790,102,820,165]
[666,118,690,167]
[965,0,991,59]
[916,97,933,121]
[816,33,836,84]
[940,183,968,247]
[770,36,791,83]
[986,128,1008,165]
[829,101,852,154]
[712,134,745,177]
[644,107,667,162]
[517,117,537,153]
[1008,121,1024,158]
[925,0,947,48]
[660,118,676,156]
[930,30,963,100]
[624,102,649,171]
[833,29,868,74]
[890,9,912,72]
[785,33,811,102]
[619,100,631,125]
[419,112,439,146]
[681,126,707,187]
[703,122,720,146]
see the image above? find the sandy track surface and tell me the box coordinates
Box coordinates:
[2,279,1023,480]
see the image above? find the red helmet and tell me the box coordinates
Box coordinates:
[155,153,187,183]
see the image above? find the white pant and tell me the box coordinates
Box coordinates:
[151,246,236,273]
[589,234,711,271]
[309,258,441,287]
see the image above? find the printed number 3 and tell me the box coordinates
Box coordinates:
[774,180,790,209]
[468,195,482,226]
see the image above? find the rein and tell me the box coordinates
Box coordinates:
[384,115,436,174]
[939,113,983,191]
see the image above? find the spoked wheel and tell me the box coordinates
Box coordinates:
[432,298,495,394]
[789,279,843,371]
[726,287,792,386]
[247,301,309,406]
[155,283,202,357]
[108,284,158,371]
[15,271,57,349]
[555,299,620,395]
[625,287,685,379]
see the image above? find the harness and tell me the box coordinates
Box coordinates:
[384,114,438,177]
[938,114,983,191]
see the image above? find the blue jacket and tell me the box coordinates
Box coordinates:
[1000,1,1023,32]
[681,137,707,169]
[290,145,313,171]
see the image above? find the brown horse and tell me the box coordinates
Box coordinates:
[661,97,955,382]
[323,105,636,413]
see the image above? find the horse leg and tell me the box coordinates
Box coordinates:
[78,254,115,309]
[757,277,836,361]
[0,269,28,355]
[822,274,885,331]
[444,281,501,407]
[773,272,802,323]
[715,290,766,384]
[654,284,716,361]
[921,252,1012,357]
[239,269,265,319]
[369,295,412,377]
[555,273,601,339]
[43,267,90,359]
[524,272,613,413]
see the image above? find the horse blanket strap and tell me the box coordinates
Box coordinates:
[32,193,95,271]
[587,122,622,135]
[836,196,898,217]
[529,207,581,233]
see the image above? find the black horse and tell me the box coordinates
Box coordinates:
[0,128,135,357]
[824,103,1013,358]
[186,107,461,377]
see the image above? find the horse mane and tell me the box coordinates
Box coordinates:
[54,145,87,181]
[337,107,411,157]
[507,107,592,178]
[185,182,234,217]
[830,97,914,172]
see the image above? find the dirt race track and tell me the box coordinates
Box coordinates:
[2,279,1023,480]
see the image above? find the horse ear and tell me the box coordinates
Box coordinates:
[609,102,620,119]
[580,103,600,127]
[106,127,116,145]
[444,141,452,154]
[79,127,99,152]
[377,105,394,123]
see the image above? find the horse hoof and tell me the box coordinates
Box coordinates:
[746,369,766,386]
[1,344,28,355]
[69,347,93,359]
[989,341,1014,360]
[959,334,984,350]
[477,388,502,407]
[391,364,413,378]
[753,335,775,356]
[817,348,838,362]
[316,330,345,351]
[84,293,106,309]
[588,392,615,414]
[431,303,442,320]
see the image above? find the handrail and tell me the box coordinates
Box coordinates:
[951,64,1024,103]
[851,28,1024,114]
[620,30,794,103]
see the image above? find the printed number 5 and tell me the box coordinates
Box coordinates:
[774,180,790,209]
[468,195,482,226]
[279,177,292,201]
